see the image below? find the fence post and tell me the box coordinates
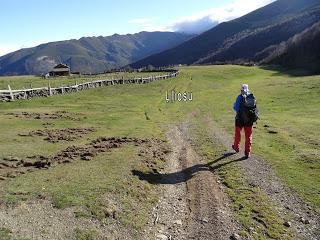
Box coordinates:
[8,85,14,101]
[48,82,52,96]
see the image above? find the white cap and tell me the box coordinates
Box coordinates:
[241,84,249,93]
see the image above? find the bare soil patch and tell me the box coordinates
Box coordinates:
[6,111,82,121]
[0,137,167,181]
[0,199,134,240]
[18,127,96,143]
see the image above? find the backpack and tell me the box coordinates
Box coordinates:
[239,93,259,125]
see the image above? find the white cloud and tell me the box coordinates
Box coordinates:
[128,17,167,32]
[167,15,218,34]
[130,0,275,34]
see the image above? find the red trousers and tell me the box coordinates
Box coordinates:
[233,125,253,154]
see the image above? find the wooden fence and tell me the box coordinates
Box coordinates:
[0,70,179,102]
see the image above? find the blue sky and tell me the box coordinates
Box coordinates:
[0,0,274,56]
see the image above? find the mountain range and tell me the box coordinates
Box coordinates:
[1,0,319,76]
[131,0,320,72]
[261,21,320,71]
[0,32,193,76]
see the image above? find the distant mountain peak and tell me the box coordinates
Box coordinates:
[0,32,194,76]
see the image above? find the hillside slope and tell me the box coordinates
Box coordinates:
[0,32,193,76]
[261,21,320,72]
[197,8,320,64]
[131,0,320,68]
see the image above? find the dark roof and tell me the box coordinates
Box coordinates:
[54,63,69,69]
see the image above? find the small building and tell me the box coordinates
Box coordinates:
[49,64,70,77]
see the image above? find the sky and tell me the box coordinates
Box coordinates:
[0,0,274,56]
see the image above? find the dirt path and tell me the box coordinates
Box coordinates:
[142,124,241,239]
[204,117,320,240]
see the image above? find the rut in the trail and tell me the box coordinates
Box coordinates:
[141,124,240,240]
[204,117,320,240]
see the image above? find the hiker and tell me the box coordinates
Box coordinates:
[232,84,259,158]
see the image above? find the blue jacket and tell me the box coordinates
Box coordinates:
[233,95,243,112]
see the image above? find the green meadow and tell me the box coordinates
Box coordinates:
[0,65,319,239]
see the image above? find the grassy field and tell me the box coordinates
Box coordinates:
[0,65,319,239]
[0,72,165,90]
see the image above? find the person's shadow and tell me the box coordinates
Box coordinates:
[132,152,247,185]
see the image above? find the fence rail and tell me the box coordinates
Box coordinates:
[0,70,179,102]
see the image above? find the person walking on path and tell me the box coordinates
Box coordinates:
[232,84,259,158]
